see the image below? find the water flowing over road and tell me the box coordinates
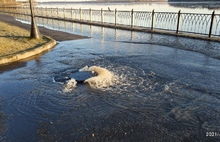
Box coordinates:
[1,7,220,140]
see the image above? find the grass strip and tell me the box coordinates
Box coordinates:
[0,22,49,58]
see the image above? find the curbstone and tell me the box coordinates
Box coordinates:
[0,36,57,65]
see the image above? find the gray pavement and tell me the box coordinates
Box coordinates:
[0,13,87,41]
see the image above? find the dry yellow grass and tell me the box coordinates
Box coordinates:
[0,22,49,57]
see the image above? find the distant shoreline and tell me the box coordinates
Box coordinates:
[39,0,219,3]
[39,1,166,4]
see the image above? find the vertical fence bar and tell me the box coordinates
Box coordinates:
[101,8,103,23]
[80,8,82,21]
[46,7,48,17]
[176,10,181,33]
[51,8,52,18]
[63,7,65,19]
[28,6,30,22]
[51,8,54,27]
[57,7,59,18]
[131,9,134,28]
[90,8,92,23]
[52,14,54,28]
[41,7,43,25]
[115,8,117,26]
[151,9,155,31]
[71,8,73,19]
[209,11,215,38]
[41,7,43,17]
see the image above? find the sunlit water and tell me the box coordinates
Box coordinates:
[1,32,220,141]
[37,1,220,14]
[1,2,220,142]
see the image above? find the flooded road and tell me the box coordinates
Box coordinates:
[1,26,220,141]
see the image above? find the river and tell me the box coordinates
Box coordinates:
[1,1,220,142]
[37,1,220,14]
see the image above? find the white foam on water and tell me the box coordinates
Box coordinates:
[81,66,115,89]
[61,66,116,91]
[79,66,89,72]
[63,79,77,92]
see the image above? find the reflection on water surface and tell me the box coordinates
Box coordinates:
[1,37,220,141]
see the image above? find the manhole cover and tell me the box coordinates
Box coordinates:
[54,71,95,83]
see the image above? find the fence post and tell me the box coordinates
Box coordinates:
[71,8,73,19]
[176,10,181,33]
[51,8,52,17]
[46,7,48,17]
[63,7,65,19]
[57,7,59,18]
[115,8,117,26]
[151,9,155,31]
[41,7,43,24]
[50,8,53,27]
[90,8,92,23]
[209,11,215,38]
[25,8,30,21]
[101,8,103,23]
[41,7,43,17]
[131,9,134,28]
[80,8,82,21]
[57,7,60,29]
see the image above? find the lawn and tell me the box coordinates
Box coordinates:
[0,22,49,57]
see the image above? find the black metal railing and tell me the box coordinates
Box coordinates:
[1,6,220,40]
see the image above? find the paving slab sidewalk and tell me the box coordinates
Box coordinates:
[0,13,89,65]
[0,13,88,41]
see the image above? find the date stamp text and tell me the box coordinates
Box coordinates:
[206,132,220,137]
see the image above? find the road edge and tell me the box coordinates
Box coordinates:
[0,36,57,65]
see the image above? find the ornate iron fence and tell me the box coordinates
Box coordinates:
[154,12,178,31]
[133,11,152,28]
[180,13,211,35]
[103,10,115,24]
[213,14,220,36]
[0,6,219,40]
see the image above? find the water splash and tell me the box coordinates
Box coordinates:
[61,66,115,90]
[63,79,77,92]
[82,66,114,88]
[79,66,89,72]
